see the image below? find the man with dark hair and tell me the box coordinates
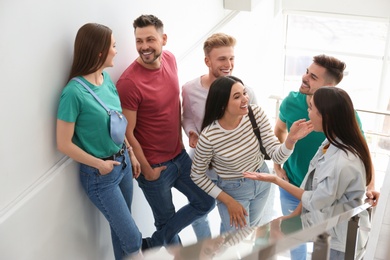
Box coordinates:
[273,54,376,260]
[117,14,214,251]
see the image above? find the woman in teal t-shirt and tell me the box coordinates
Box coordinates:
[56,23,142,260]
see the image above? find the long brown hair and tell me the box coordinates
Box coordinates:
[67,23,112,81]
[313,87,372,185]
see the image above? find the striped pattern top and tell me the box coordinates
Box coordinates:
[191,104,293,198]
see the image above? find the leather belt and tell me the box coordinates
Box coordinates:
[101,147,126,161]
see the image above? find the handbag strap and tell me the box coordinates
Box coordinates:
[248,105,270,159]
[72,77,110,114]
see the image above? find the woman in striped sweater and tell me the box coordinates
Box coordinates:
[190,75,313,233]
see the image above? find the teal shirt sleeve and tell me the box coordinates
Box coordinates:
[56,72,122,158]
[57,81,83,122]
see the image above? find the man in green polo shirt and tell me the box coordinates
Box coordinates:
[274,54,375,260]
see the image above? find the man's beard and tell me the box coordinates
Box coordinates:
[140,50,162,64]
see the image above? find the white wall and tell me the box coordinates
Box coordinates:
[0,0,281,259]
[2,0,387,258]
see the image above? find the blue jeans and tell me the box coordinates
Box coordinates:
[79,151,141,260]
[137,149,215,248]
[279,187,307,260]
[191,175,218,241]
[191,214,212,241]
[330,249,344,259]
[217,162,271,234]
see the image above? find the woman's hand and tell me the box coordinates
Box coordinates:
[366,189,380,207]
[226,199,248,229]
[218,192,248,229]
[288,119,314,143]
[98,160,121,175]
[243,171,277,183]
[129,149,141,178]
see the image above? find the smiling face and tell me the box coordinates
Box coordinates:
[308,96,323,132]
[205,46,235,80]
[135,25,167,68]
[299,62,331,96]
[224,82,249,118]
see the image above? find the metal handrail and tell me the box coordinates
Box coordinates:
[248,200,374,260]
[356,108,390,117]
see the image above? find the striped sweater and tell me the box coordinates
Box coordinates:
[191,104,293,198]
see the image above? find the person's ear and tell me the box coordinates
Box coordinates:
[162,33,168,46]
[205,56,211,68]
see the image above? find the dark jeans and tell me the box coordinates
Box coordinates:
[137,149,215,248]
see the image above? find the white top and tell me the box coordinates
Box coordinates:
[300,139,368,253]
[181,76,258,137]
[191,104,292,199]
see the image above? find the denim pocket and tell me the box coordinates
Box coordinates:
[138,169,164,185]
[218,178,243,191]
[80,163,99,176]
[79,158,122,182]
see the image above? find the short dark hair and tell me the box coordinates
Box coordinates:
[133,14,164,32]
[313,54,346,85]
[201,76,244,131]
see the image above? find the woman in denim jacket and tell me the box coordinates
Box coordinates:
[244,87,374,259]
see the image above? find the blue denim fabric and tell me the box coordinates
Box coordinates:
[330,249,345,260]
[79,151,142,260]
[137,149,215,248]
[217,162,271,234]
[191,214,212,241]
[279,187,307,260]
[191,177,218,241]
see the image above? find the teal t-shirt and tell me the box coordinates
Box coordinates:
[279,91,363,187]
[57,71,122,158]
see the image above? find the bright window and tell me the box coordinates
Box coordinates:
[283,13,390,180]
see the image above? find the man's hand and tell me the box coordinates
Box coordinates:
[273,165,289,182]
[189,131,199,148]
[142,165,167,181]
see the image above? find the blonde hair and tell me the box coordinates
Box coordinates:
[203,33,236,56]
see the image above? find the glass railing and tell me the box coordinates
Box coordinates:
[141,200,374,260]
